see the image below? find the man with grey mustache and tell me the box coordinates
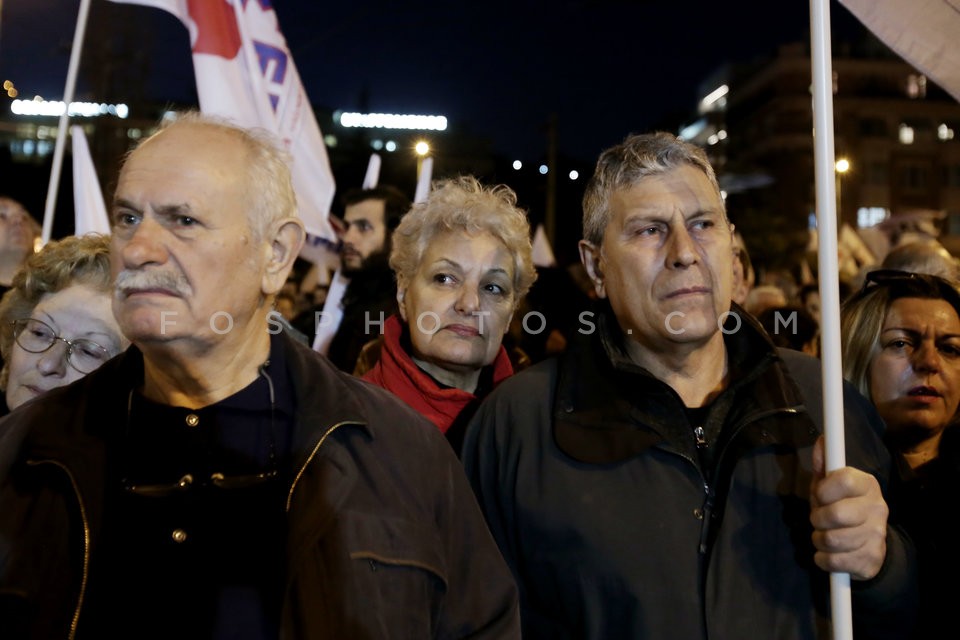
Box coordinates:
[0,112,519,639]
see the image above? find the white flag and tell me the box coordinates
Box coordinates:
[70,125,111,236]
[108,0,337,242]
[312,268,350,355]
[414,157,433,204]
[362,154,382,189]
[839,0,960,102]
[531,224,556,268]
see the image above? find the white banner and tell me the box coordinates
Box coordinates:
[839,0,960,102]
[70,125,111,236]
[108,0,337,242]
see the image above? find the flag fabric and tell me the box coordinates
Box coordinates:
[312,268,350,355]
[414,157,433,204]
[839,0,960,102]
[107,0,337,242]
[70,125,111,235]
[362,154,382,189]
[531,224,556,267]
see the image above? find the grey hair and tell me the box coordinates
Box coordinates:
[582,131,724,245]
[126,111,298,241]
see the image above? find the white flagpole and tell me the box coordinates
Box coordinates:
[809,1,853,638]
[41,0,94,245]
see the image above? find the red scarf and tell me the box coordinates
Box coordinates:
[363,314,513,433]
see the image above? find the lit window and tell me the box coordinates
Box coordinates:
[906,74,927,98]
[899,124,914,144]
[857,207,889,228]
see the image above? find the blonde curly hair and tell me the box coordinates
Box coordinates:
[389,176,537,305]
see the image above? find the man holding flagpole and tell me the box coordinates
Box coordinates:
[463,132,916,639]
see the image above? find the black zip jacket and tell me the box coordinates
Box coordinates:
[462,305,917,639]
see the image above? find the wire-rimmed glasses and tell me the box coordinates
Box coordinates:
[12,317,113,374]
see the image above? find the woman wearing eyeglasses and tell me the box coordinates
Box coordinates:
[841,268,960,639]
[0,233,128,412]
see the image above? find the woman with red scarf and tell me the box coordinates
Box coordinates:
[363,176,536,453]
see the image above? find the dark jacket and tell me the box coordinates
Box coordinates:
[462,306,916,640]
[887,423,960,639]
[327,263,398,372]
[0,332,519,639]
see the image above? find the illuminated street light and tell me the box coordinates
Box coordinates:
[835,158,851,220]
[539,164,548,175]
[415,141,431,182]
[569,170,579,180]
[512,160,522,170]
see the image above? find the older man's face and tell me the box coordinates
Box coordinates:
[110,124,268,349]
[583,164,734,352]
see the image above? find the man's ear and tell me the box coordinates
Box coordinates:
[261,218,306,296]
[578,239,607,299]
[396,276,409,322]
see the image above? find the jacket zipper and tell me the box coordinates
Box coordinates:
[26,459,90,640]
[286,420,358,512]
[695,406,802,555]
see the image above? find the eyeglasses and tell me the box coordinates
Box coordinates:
[12,318,113,374]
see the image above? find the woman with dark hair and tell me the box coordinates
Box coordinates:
[841,269,960,638]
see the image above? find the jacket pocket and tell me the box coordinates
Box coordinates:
[341,511,448,637]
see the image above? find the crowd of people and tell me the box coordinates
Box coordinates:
[1,111,957,639]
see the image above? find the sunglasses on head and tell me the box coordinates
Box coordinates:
[854,268,960,305]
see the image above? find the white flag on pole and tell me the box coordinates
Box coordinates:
[414,157,433,204]
[312,268,349,355]
[70,125,111,236]
[839,0,960,102]
[107,0,337,242]
[531,224,556,268]
[362,154,382,189]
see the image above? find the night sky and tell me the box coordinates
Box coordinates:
[0,0,869,164]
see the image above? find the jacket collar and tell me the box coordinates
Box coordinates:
[554,302,804,464]
[2,331,375,513]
